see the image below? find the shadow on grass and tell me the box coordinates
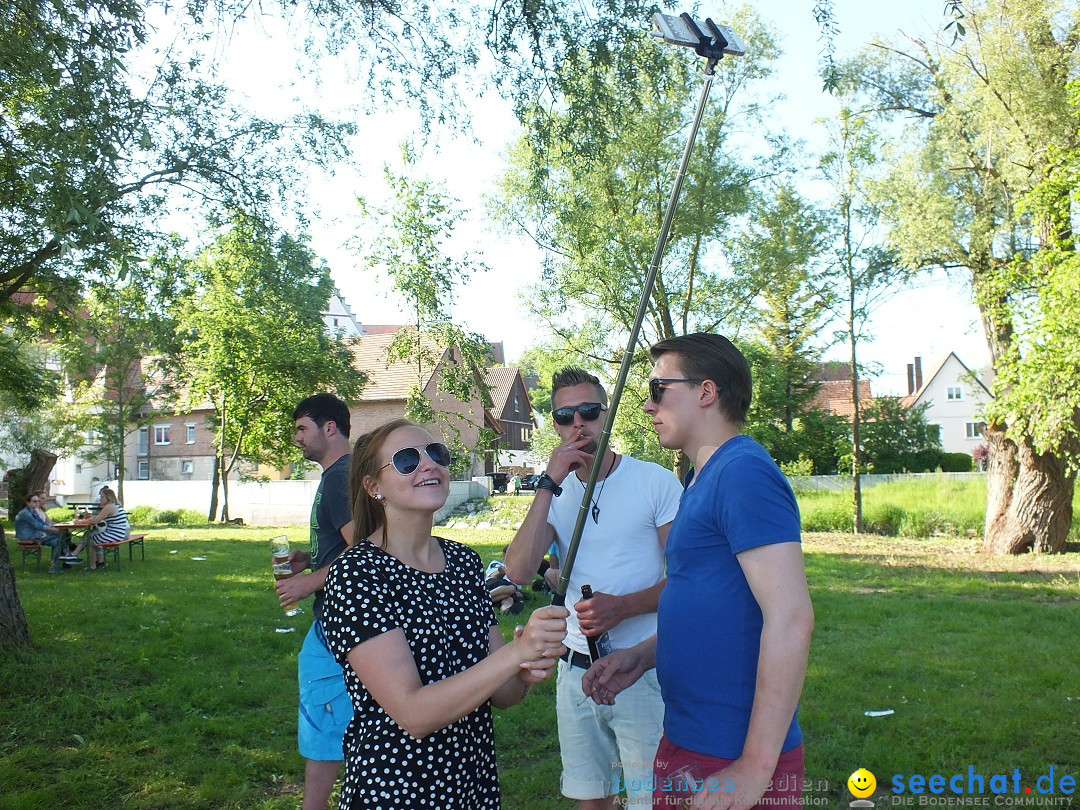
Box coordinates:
[3,534,1078,808]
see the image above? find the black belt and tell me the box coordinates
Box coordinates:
[560,649,593,669]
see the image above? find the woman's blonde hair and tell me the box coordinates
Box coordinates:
[349,418,414,549]
[99,487,119,506]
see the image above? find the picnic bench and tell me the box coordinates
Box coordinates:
[97,533,148,570]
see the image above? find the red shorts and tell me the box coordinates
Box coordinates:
[652,735,805,808]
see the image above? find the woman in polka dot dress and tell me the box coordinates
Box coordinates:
[323,419,569,809]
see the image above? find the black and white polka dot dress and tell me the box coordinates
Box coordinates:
[323,537,500,809]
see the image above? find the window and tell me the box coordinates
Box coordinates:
[332,317,339,327]
[154,425,171,445]
[180,460,194,475]
[521,427,531,443]
[186,423,196,444]
[947,386,963,401]
[75,463,83,475]
[137,461,149,480]
[966,421,987,439]
[137,426,149,456]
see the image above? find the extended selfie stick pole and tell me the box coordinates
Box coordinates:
[552,15,745,607]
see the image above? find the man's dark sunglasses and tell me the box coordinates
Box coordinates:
[380,442,452,475]
[552,402,607,426]
[648,378,705,403]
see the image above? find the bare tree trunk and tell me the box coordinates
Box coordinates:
[0,500,34,649]
[7,449,59,520]
[208,455,220,523]
[983,425,1075,554]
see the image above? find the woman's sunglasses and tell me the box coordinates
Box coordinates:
[552,402,607,426]
[648,378,705,403]
[379,442,452,475]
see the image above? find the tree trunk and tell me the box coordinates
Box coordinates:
[208,454,220,523]
[983,425,1075,554]
[0,515,33,649]
[6,449,59,520]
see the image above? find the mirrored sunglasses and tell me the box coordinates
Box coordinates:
[552,402,607,426]
[380,442,452,475]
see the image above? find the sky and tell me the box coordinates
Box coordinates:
[164,0,991,397]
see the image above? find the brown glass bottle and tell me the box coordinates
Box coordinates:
[580,584,613,662]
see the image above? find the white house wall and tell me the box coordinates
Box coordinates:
[916,355,991,455]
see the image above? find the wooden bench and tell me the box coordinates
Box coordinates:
[18,540,43,571]
[97,533,147,570]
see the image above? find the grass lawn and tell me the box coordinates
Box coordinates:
[2,511,1078,808]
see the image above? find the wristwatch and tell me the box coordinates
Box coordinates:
[536,472,562,497]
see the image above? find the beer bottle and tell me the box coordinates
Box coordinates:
[580,584,613,662]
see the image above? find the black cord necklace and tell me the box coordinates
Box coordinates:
[578,453,618,523]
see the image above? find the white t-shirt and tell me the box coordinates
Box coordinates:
[547,454,683,655]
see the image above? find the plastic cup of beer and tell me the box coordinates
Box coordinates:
[667,763,704,809]
[270,535,302,616]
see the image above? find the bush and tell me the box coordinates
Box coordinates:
[938,452,974,472]
[46,507,71,522]
[864,504,905,535]
[126,506,208,526]
[127,505,157,525]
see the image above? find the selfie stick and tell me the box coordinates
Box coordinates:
[552,14,746,607]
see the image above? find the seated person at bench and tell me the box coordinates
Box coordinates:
[69,487,130,571]
[15,493,66,573]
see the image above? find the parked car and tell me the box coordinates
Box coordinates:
[519,474,540,491]
[487,472,508,493]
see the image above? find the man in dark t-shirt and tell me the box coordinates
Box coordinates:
[278,393,355,810]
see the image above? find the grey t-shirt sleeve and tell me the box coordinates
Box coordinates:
[320,460,353,534]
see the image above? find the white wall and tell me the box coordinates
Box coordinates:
[108,478,490,526]
[917,355,991,455]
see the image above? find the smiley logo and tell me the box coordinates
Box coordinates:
[848,768,877,798]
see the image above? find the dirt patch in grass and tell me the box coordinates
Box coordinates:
[805,531,1080,576]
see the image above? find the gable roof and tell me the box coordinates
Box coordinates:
[349,332,446,401]
[901,352,993,409]
[484,366,531,415]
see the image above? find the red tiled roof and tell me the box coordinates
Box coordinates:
[810,379,873,419]
[350,333,445,400]
[484,366,529,414]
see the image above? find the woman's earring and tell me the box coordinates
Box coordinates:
[373,493,384,501]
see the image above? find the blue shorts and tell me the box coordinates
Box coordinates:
[297,620,352,761]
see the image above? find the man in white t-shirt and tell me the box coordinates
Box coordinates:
[505,367,683,809]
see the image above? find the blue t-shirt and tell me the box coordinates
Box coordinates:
[657,435,803,759]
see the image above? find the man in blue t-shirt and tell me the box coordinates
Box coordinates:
[583,333,814,810]
[278,393,355,810]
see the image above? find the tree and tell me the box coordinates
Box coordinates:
[845,0,1079,552]
[177,215,363,521]
[858,398,944,474]
[727,184,840,471]
[3,0,353,302]
[498,12,783,462]
[742,341,849,474]
[359,148,494,471]
[819,108,903,532]
[58,249,186,502]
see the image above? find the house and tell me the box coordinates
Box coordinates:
[809,361,873,420]
[346,331,499,477]
[322,286,364,337]
[899,354,993,456]
[484,366,536,470]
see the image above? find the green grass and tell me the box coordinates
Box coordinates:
[796,477,1080,539]
[2,522,1079,808]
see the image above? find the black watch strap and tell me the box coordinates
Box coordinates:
[537,473,562,497]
